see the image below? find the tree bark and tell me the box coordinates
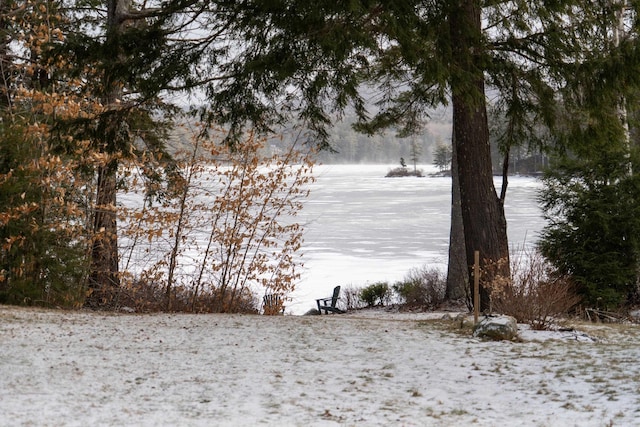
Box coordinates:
[449,0,510,311]
[85,0,129,309]
[445,123,468,301]
[86,160,120,308]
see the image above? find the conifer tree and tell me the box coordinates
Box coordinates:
[234,0,639,310]
[55,0,211,307]
[0,0,89,306]
[181,1,579,310]
[52,0,323,308]
[538,1,640,307]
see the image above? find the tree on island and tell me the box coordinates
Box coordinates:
[409,137,422,174]
[433,140,452,172]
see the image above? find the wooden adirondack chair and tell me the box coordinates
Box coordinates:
[316,286,344,314]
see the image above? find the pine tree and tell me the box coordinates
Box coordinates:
[409,137,422,173]
[55,0,211,308]
[83,0,130,308]
[538,147,640,308]
[351,1,635,310]
[432,139,452,172]
[0,0,89,306]
[182,1,590,310]
[445,130,467,302]
[537,1,640,307]
[26,0,639,312]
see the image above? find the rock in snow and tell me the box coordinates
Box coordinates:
[473,315,518,341]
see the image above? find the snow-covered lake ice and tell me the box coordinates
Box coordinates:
[290,164,545,314]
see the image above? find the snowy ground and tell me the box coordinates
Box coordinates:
[1,306,639,427]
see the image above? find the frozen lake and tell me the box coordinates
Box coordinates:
[289,164,545,314]
[119,163,545,315]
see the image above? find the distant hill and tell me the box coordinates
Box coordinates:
[161,110,454,166]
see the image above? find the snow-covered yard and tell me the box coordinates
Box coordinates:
[1,305,639,426]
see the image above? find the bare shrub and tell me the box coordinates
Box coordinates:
[393,266,445,310]
[185,285,259,314]
[119,278,164,312]
[342,286,367,310]
[478,256,511,311]
[118,127,313,313]
[490,250,581,330]
[262,294,285,315]
[120,277,259,314]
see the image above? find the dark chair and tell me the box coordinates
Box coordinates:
[316,286,344,314]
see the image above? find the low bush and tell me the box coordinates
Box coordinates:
[393,266,445,309]
[489,250,581,330]
[119,277,260,314]
[262,294,285,315]
[360,282,391,307]
[342,286,367,310]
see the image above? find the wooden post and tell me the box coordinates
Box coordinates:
[474,250,480,324]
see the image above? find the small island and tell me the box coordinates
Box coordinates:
[385,157,424,177]
[385,166,424,177]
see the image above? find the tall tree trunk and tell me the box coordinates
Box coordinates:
[445,123,468,301]
[86,160,120,308]
[449,0,510,311]
[85,0,128,308]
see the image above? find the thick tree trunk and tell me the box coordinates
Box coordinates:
[449,0,510,311]
[86,161,120,308]
[85,0,128,309]
[445,125,468,301]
